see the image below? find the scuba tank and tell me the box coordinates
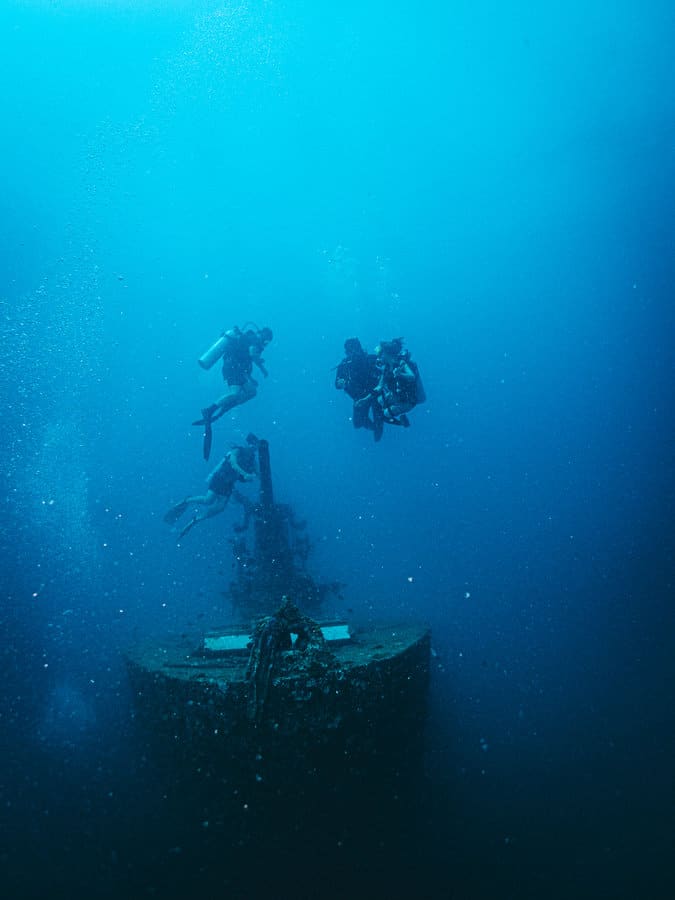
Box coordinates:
[198,328,237,370]
[410,360,426,405]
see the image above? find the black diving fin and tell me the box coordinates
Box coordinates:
[191,406,215,460]
[178,516,198,540]
[203,419,213,460]
[164,499,189,525]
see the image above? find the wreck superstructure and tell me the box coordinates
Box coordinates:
[127,438,431,786]
[226,438,341,620]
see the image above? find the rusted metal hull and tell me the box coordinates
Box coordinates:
[126,623,431,784]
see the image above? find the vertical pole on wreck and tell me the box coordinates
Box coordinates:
[257,439,274,511]
[253,439,284,601]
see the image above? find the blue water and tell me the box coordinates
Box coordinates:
[2,1,674,897]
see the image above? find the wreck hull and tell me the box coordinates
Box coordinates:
[126,623,431,784]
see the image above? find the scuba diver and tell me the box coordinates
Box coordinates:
[371,338,425,428]
[164,437,259,540]
[193,323,273,460]
[335,337,384,441]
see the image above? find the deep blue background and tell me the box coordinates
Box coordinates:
[1,1,674,897]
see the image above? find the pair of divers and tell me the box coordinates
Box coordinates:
[335,337,425,441]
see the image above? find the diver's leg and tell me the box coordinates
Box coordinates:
[192,383,239,426]
[214,377,258,415]
[193,403,221,426]
[386,401,413,427]
[166,488,219,525]
[193,387,243,459]
[192,494,228,524]
[372,401,384,442]
[352,402,374,430]
[184,490,218,507]
[177,492,225,539]
[214,392,242,415]
[202,494,228,518]
[382,410,410,428]
[353,392,374,410]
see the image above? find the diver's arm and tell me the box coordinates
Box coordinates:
[250,343,268,378]
[228,449,256,481]
[335,361,348,390]
[253,356,268,378]
[394,361,415,381]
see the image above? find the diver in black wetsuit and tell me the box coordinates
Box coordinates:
[335,337,384,441]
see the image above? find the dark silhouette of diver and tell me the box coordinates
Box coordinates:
[335,337,384,441]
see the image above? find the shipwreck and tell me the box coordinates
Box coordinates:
[126,438,431,787]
